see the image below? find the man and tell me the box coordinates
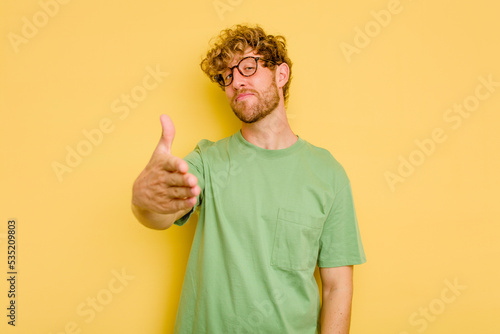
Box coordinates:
[132,24,366,334]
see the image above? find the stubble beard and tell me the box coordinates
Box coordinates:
[230,80,280,124]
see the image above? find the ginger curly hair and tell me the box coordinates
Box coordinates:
[200,24,293,104]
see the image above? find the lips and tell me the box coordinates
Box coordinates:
[236,92,254,101]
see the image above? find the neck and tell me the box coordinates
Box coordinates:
[240,103,297,150]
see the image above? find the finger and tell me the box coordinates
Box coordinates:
[168,197,198,212]
[165,172,198,187]
[191,184,201,197]
[159,114,175,154]
[163,155,189,173]
[166,186,199,199]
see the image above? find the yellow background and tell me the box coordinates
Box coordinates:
[1,0,499,333]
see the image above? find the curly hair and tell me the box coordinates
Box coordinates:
[200,24,293,104]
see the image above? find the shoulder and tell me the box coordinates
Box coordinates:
[187,134,239,163]
[301,140,347,174]
[301,139,351,188]
[193,134,233,153]
[184,135,234,172]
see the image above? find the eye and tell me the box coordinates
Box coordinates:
[225,73,233,81]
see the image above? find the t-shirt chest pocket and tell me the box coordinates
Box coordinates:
[270,208,324,271]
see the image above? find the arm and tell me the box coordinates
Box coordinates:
[319,265,354,334]
[131,203,191,230]
[131,114,200,230]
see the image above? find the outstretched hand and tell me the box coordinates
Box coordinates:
[132,114,200,214]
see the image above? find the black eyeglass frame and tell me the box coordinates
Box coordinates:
[214,56,278,87]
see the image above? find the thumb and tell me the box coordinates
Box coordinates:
[159,114,175,154]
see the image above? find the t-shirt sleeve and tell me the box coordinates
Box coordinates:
[173,144,205,227]
[317,181,366,267]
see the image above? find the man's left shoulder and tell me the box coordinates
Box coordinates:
[301,139,348,175]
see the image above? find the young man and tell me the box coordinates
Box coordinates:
[132,24,366,334]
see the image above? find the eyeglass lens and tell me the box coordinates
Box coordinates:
[221,57,258,86]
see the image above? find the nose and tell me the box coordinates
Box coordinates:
[231,68,247,89]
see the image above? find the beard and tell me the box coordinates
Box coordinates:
[229,80,280,124]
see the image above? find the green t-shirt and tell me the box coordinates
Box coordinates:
[173,130,366,334]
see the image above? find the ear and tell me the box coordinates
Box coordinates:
[275,62,290,89]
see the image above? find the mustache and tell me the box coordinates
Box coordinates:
[232,89,259,102]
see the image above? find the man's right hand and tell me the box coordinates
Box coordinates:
[132,114,200,218]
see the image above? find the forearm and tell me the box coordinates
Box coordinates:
[131,203,190,230]
[319,286,353,334]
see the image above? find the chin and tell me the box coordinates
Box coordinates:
[234,108,272,124]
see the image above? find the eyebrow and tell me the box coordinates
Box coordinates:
[228,54,260,67]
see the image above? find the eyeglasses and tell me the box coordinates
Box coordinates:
[214,56,277,87]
